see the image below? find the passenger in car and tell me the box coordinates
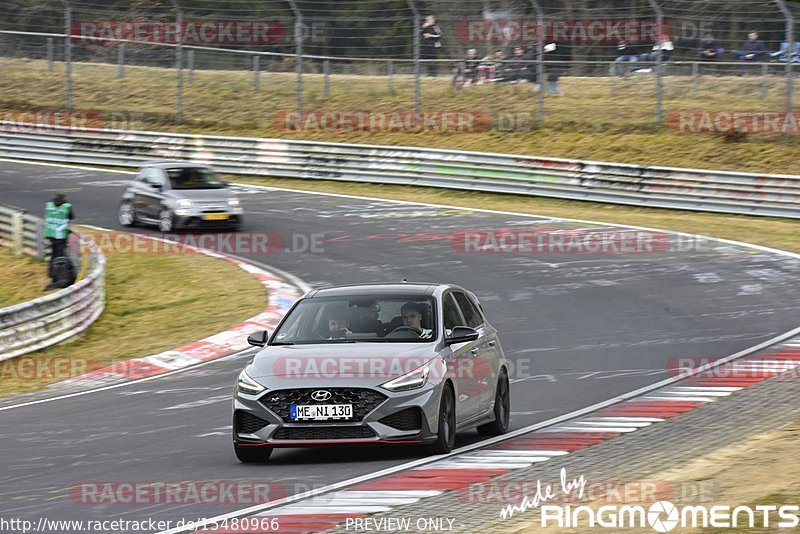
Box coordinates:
[401,302,433,339]
[324,308,352,339]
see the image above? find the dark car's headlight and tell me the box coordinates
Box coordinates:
[380,364,430,392]
[237,369,266,395]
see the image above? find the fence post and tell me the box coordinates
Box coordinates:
[253,55,260,90]
[691,61,699,96]
[529,0,545,123]
[286,1,303,119]
[117,43,125,79]
[35,220,45,260]
[11,211,24,256]
[387,59,394,94]
[406,0,421,118]
[761,62,769,100]
[646,0,664,125]
[188,49,194,84]
[609,61,616,97]
[170,0,184,123]
[775,1,794,121]
[63,0,72,109]
[46,37,54,73]
[323,59,330,96]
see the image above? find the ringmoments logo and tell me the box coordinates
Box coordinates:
[498,468,799,531]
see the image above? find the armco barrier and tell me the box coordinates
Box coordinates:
[0,205,106,361]
[0,123,799,218]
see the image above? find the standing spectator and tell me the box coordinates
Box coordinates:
[698,33,724,74]
[43,192,74,283]
[421,15,442,77]
[733,31,766,76]
[544,41,571,95]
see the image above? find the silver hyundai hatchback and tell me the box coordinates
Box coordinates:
[232,283,511,462]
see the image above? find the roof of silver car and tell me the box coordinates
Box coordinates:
[139,160,210,169]
[306,282,448,298]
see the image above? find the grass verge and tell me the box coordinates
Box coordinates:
[0,228,266,397]
[0,246,50,308]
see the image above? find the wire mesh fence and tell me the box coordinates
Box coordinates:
[0,0,797,135]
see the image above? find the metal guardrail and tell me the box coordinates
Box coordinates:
[0,204,106,361]
[0,123,799,219]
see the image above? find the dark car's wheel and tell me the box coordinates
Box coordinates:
[118,202,136,227]
[431,384,456,454]
[234,443,273,463]
[158,209,174,232]
[477,370,510,436]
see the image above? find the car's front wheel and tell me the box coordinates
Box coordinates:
[158,209,174,232]
[477,370,510,436]
[118,202,136,227]
[430,384,456,454]
[234,443,273,463]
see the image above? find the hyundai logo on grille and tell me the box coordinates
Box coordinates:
[311,390,332,402]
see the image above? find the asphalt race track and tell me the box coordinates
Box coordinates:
[1,159,799,529]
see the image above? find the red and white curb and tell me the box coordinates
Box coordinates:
[198,339,800,534]
[49,228,308,390]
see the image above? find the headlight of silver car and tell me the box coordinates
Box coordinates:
[380,364,430,392]
[237,369,266,395]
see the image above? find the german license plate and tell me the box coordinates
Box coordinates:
[203,213,229,221]
[290,404,353,421]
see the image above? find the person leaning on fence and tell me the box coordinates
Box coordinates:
[43,192,75,286]
[733,31,766,76]
[421,15,442,77]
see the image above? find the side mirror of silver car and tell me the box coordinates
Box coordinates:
[445,326,479,345]
[247,330,269,347]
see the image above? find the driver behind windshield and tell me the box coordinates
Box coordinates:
[401,302,433,339]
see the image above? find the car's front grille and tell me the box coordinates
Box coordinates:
[379,407,422,431]
[235,411,270,434]
[260,388,387,422]
[272,426,375,440]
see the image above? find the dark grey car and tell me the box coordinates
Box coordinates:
[118,161,243,231]
[232,283,511,462]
